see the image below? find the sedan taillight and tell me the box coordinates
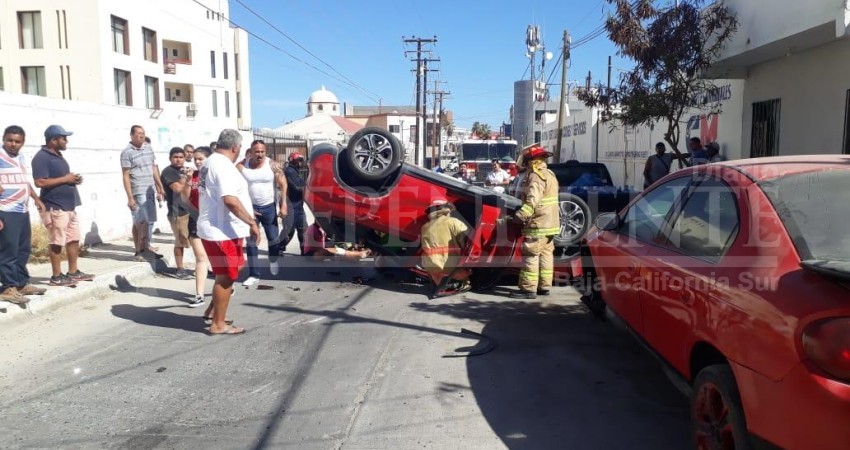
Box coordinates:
[802,317,850,381]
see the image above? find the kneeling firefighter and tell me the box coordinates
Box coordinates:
[509,144,560,299]
[420,198,472,294]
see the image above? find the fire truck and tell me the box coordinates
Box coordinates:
[457,139,519,186]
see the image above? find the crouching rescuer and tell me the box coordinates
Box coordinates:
[420,198,472,295]
[510,144,559,299]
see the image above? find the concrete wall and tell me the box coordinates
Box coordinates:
[1,92,252,244]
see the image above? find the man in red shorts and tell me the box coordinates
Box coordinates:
[197,129,259,335]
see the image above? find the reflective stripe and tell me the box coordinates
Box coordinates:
[519,204,534,216]
[539,269,554,276]
[523,227,560,237]
[539,196,558,206]
[519,270,539,281]
[421,245,461,256]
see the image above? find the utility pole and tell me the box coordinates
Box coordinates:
[403,36,437,166]
[430,80,450,169]
[422,58,439,166]
[555,30,570,163]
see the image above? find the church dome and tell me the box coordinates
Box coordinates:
[308,86,338,104]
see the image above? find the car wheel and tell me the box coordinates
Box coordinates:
[691,365,753,450]
[345,127,402,182]
[553,193,591,248]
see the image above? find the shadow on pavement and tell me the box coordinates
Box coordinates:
[111,304,205,334]
[409,299,691,450]
[110,275,193,304]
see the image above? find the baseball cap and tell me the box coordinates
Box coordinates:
[44,125,73,140]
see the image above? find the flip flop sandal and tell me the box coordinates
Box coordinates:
[203,316,234,325]
[208,326,246,336]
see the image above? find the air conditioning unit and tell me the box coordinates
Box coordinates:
[187,103,197,111]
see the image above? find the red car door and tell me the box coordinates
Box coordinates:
[592,177,692,332]
[639,177,741,374]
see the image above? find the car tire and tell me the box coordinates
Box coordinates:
[345,127,402,182]
[691,365,753,450]
[553,193,591,248]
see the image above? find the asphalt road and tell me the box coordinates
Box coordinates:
[0,257,690,449]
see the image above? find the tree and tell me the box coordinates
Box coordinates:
[471,121,492,139]
[577,0,737,159]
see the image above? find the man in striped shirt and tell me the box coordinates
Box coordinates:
[0,125,46,304]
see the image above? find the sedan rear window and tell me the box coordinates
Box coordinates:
[761,170,850,261]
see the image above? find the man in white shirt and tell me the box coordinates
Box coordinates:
[197,129,260,335]
[485,159,511,191]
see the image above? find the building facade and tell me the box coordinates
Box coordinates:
[0,0,251,129]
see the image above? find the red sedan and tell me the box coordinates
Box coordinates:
[581,155,850,449]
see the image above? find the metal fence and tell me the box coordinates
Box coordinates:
[251,128,308,166]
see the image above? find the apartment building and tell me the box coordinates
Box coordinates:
[0,0,252,129]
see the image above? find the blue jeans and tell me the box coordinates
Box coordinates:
[280,201,307,255]
[245,203,281,277]
[0,211,31,289]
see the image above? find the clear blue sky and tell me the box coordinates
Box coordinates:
[229,0,638,131]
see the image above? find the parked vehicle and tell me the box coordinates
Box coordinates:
[509,160,637,248]
[580,155,850,450]
[446,157,459,172]
[457,138,519,186]
[304,127,580,294]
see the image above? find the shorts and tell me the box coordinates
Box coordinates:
[40,210,80,246]
[201,238,245,281]
[188,216,198,238]
[132,193,157,224]
[169,215,190,248]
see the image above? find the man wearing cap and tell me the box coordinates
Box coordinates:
[121,125,165,261]
[281,152,307,255]
[420,198,471,295]
[31,125,94,287]
[0,125,46,304]
[509,143,560,299]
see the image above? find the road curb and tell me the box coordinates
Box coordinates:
[0,262,157,323]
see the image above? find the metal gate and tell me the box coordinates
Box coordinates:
[750,99,781,158]
[251,129,308,166]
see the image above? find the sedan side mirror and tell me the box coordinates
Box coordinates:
[595,212,620,231]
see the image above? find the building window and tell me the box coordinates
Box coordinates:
[843,91,850,155]
[0,67,4,91]
[210,51,216,78]
[236,92,242,118]
[143,28,157,63]
[212,90,218,117]
[750,99,781,158]
[111,15,128,54]
[235,53,240,80]
[389,125,400,133]
[21,66,46,96]
[224,91,231,117]
[223,52,229,79]
[114,69,132,106]
[145,76,159,109]
[18,11,43,49]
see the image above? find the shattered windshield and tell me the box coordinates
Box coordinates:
[761,169,850,261]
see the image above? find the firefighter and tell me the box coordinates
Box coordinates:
[509,144,560,299]
[420,198,471,294]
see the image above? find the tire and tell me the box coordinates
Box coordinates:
[553,193,591,248]
[345,127,402,182]
[691,365,753,450]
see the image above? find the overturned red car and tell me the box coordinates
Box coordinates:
[304,128,581,292]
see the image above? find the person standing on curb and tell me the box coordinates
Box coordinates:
[509,144,560,299]
[237,140,287,285]
[160,147,194,279]
[31,125,94,287]
[281,152,307,255]
[197,130,259,335]
[121,125,165,262]
[180,146,212,308]
[0,125,46,304]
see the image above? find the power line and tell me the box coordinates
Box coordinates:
[230,0,382,101]
[188,0,382,103]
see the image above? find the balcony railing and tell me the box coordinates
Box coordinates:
[164,62,176,74]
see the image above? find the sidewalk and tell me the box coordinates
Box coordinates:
[0,235,180,322]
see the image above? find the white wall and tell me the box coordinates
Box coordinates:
[0,92,253,244]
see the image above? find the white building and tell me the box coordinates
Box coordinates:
[711,0,850,157]
[0,0,251,129]
[273,87,362,148]
[0,0,253,242]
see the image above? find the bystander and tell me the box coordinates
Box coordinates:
[121,125,165,261]
[160,147,194,279]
